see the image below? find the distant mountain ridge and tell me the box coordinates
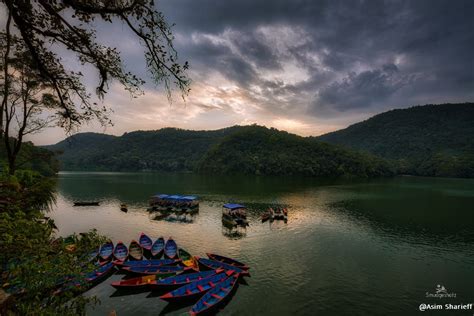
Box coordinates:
[47,102,474,178]
[318,103,474,177]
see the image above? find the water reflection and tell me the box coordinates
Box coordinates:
[51,172,474,316]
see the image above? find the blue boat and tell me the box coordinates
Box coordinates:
[149,269,220,290]
[197,257,249,276]
[190,274,240,315]
[85,262,116,283]
[164,237,178,259]
[123,264,191,275]
[159,271,231,302]
[139,232,153,251]
[113,241,128,262]
[99,242,114,261]
[151,237,165,258]
[116,259,178,267]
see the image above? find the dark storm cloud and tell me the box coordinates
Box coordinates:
[155,0,474,117]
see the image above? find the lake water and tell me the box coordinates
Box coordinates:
[50,172,474,315]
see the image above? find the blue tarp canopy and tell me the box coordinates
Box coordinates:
[166,195,183,200]
[182,196,198,201]
[153,194,169,199]
[223,203,245,210]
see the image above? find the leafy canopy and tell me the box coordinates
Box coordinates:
[1,0,190,131]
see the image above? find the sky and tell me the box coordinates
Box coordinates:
[23,0,474,145]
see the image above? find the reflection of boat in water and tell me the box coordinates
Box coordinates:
[150,210,198,223]
[148,194,199,213]
[222,225,247,239]
[222,204,249,227]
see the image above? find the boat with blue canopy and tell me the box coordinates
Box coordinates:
[222,204,248,227]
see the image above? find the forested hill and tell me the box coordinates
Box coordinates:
[318,103,474,177]
[45,127,241,171]
[199,126,394,177]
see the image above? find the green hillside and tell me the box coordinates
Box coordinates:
[46,127,241,171]
[198,126,394,177]
[318,103,474,177]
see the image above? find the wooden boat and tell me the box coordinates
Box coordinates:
[222,204,249,227]
[113,241,128,262]
[179,248,198,270]
[139,232,153,251]
[151,237,165,258]
[164,237,178,259]
[190,274,239,315]
[120,204,128,212]
[111,273,175,290]
[197,257,249,276]
[122,264,191,276]
[261,211,271,222]
[206,253,249,270]
[99,242,114,261]
[73,201,100,206]
[149,269,220,290]
[159,271,231,302]
[85,262,116,283]
[115,259,178,267]
[272,207,286,220]
[128,240,143,260]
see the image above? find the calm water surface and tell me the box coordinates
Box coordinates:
[50,172,474,316]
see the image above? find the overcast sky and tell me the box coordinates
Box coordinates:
[25,0,474,145]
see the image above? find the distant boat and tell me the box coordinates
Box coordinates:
[99,242,114,261]
[74,201,100,206]
[113,241,128,262]
[164,237,178,259]
[151,237,165,258]
[222,204,249,227]
[190,274,240,315]
[128,240,143,261]
[206,253,249,270]
[120,204,128,212]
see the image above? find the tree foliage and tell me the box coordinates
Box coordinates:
[319,103,474,178]
[0,169,108,315]
[198,125,395,178]
[1,0,190,133]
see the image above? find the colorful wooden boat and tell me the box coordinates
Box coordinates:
[179,248,198,270]
[113,241,128,262]
[190,274,239,315]
[159,271,231,302]
[197,257,248,276]
[164,237,178,259]
[99,242,114,261]
[122,265,191,275]
[151,237,165,258]
[149,269,220,290]
[115,259,178,267]
[139,232,153,251]
[206,253,249,270]
[128,240,143,260]
[111,273,174,290]
[85,262,116,283]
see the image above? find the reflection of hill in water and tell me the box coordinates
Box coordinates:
[330,198,474,245]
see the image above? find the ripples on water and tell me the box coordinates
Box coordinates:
[50,173,474,315]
